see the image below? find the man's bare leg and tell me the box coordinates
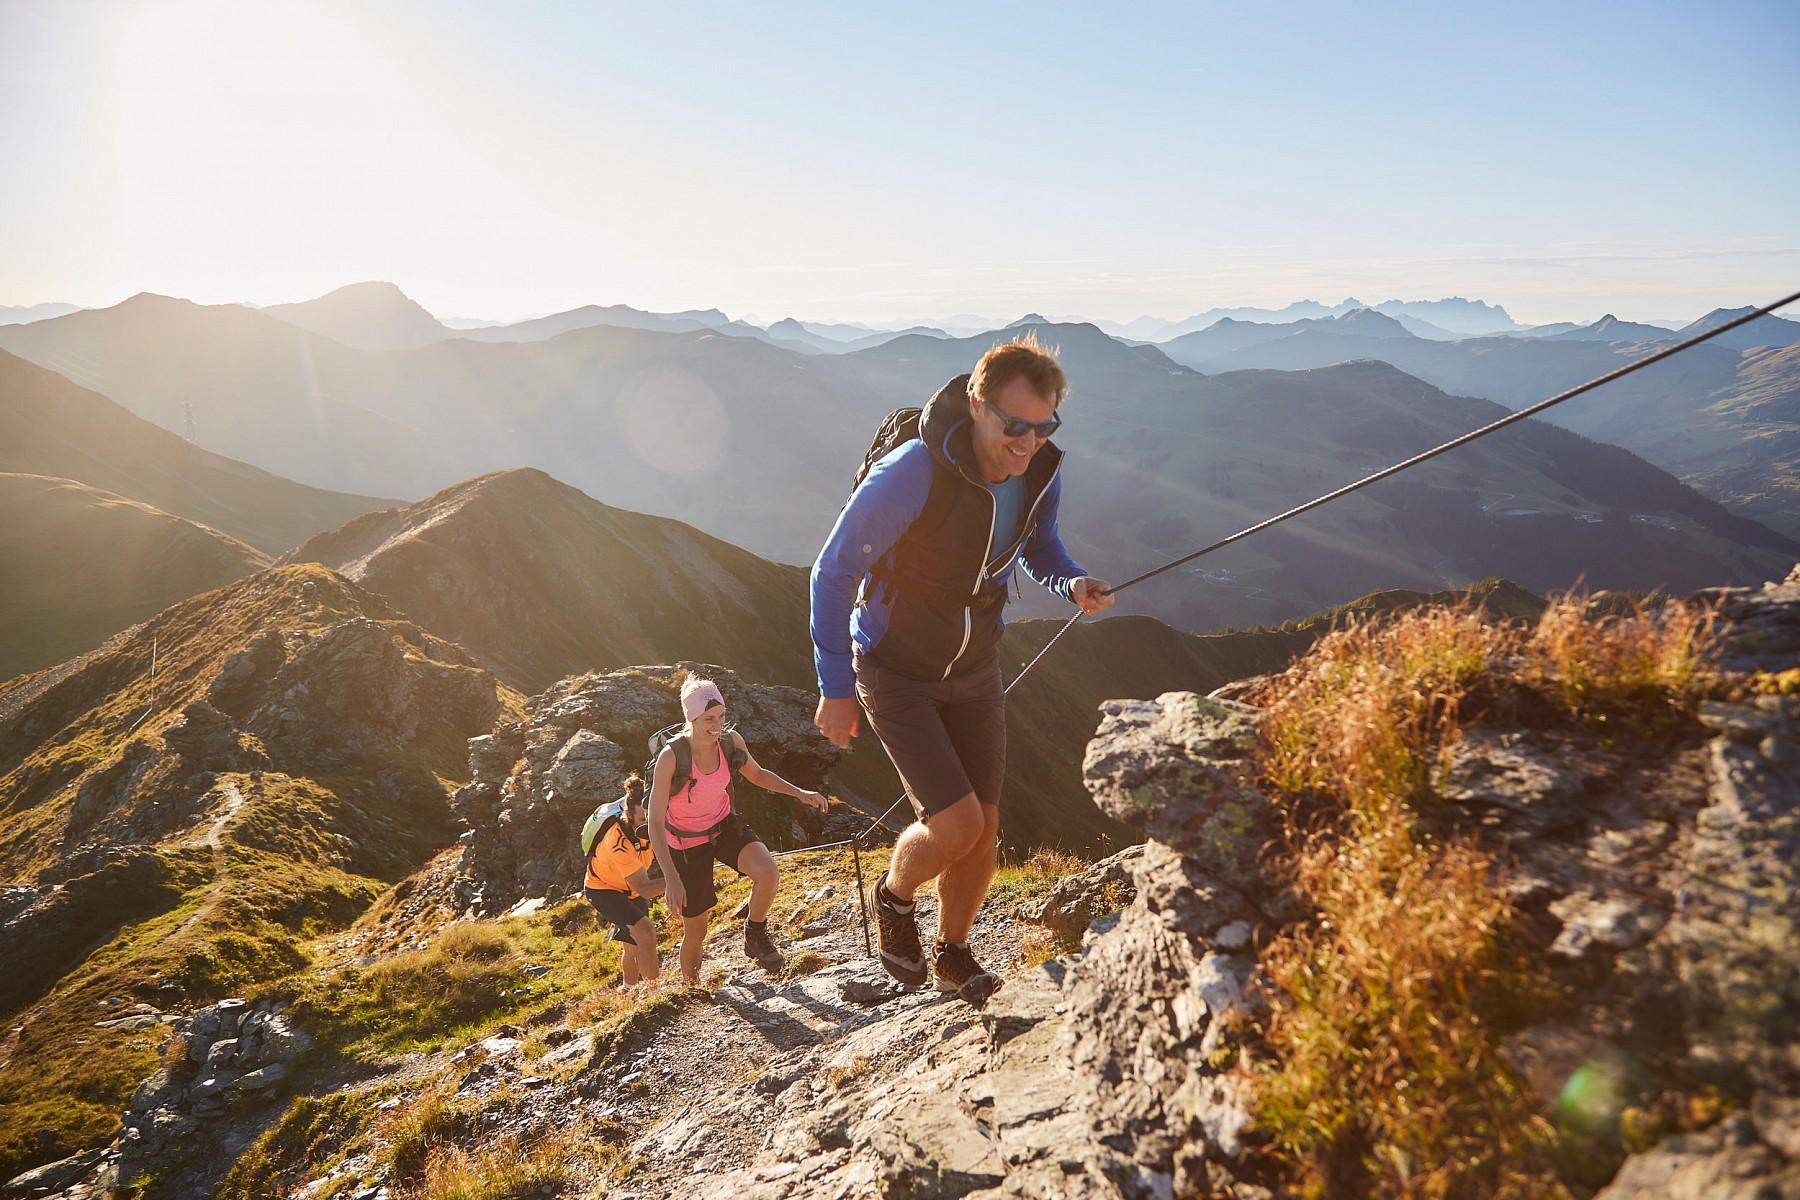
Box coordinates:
[933,801,999,945]
[885,792,985,900]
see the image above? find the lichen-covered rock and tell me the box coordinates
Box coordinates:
[1672,693,1800,1094]
[59,997,318,1197]
[1593,1113,1800,1199]
[1082,692,1276,885]
[1700,565,1800,677]
[160,700,270,776]
[231,618,500,770]
[1015,843,1143,940]
[1,1146,109,1198]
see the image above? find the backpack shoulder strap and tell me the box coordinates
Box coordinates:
[910,457,960,543]
[668,734,693,797]
[585,814,625,862]
[723,728,748,774]
[851,406,924,497]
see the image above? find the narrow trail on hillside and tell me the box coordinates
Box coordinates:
[171,782,245,940]
[598,884,1011,1196]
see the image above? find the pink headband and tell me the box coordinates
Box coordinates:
[682,683,724,721]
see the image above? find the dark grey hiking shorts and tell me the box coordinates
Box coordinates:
[855,649,1006,820]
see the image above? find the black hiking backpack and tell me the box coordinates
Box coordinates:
[649,722,747,843]
[849,406,960,567]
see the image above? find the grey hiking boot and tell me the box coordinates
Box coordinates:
[873,872,928,987]
[933,941,1002,1008]
[744,921,784,972]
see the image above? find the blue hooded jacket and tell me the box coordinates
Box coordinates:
[810,374,1086,697]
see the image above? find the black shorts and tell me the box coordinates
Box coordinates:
[667,812,764,918]
[585,887,651,945]
[855,649,1006,820]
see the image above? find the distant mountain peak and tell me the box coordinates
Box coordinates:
[264,282,450,351]
[1008,313,1049,327]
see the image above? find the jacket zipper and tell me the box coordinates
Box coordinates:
[940,454,1062,679]
[940,479,995,679]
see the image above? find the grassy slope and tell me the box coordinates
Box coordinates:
[0,564,513,1180]
[1168,325,1800,541]
[0,474,271,681]
[283,467,816,694]
[1687,343,1800,538]
[0,348,394,554]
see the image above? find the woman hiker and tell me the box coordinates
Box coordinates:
[649,675,830,986]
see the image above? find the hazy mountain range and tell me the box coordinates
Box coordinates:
[0,302,81,326]
[1,288,1793,642]
[1155,305,1800,537]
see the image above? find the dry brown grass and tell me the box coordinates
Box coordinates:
[1259,603,1502,822]
[403,1127,583,1200]
[1526,595,1719,731]
[1250,605,1575,1198]
[1246,594,1723,1195]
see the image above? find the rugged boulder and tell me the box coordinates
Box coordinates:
[452,663,841,914]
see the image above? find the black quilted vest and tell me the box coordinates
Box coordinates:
[865,374,1063,680]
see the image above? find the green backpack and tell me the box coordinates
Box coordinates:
[579,798,628,861]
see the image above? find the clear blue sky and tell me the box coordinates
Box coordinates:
[3,0,1796,325]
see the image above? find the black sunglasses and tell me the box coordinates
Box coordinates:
[981,399,1062,440]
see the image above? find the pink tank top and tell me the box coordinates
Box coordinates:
[666,739,731,850]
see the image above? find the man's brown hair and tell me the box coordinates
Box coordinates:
[969,332,1067,408]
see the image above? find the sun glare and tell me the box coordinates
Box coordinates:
[112,0,553,302]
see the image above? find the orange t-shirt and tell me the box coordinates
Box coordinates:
[585,822,654,895]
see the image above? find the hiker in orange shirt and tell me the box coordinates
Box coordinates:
[583,782,665,988]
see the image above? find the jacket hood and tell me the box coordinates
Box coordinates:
[919,372,1063,482]
[920,373,976,475]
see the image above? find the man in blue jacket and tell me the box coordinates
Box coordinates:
[811,335,1113,1004]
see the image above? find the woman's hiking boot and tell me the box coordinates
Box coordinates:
[873,872,928,987]
[744,920,784,972]
[933,941,1002,1008]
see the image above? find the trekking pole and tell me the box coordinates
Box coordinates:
[850,839,872,957]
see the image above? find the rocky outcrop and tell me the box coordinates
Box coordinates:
[1014,843,1143,942]
[109,997,312,1195]
[452,663,841,914]
[2,996,313,1199]
[0,847,190,1013]
[210,617,499,770]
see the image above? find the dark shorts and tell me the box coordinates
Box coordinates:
[584,887,651,945]
[667,812,764,918]
[855,649,1006,820]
